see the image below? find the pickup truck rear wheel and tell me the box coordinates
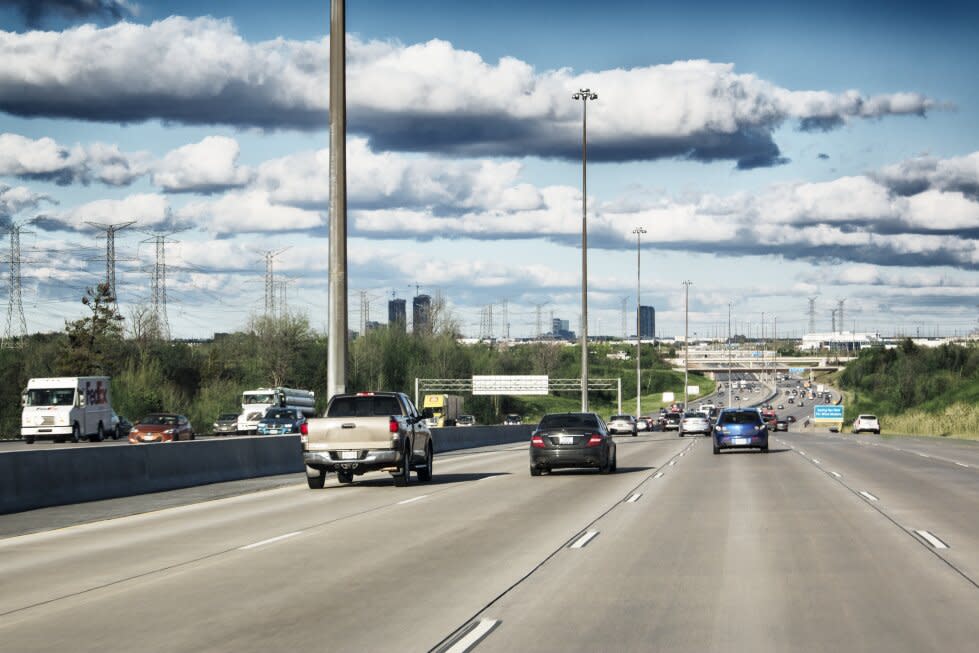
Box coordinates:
[416,443,433,482]
[306,469,327,489]
[393,447,411,487]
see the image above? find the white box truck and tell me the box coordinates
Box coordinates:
[21,376,116,444]
[237,387,316,434]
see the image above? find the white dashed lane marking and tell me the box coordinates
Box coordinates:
[443,619,501,653]
[397,495,429,505]
[626,493,642,503]
[914,530,949,550]
[654,472,664,479]
[238,531,303,551]
[859,491,879,502]
[570,531,599,549]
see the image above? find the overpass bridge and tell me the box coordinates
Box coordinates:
[668,352,855,376]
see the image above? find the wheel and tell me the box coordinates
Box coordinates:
[112,425,121,440]
[713,444,720,455]
[416,443,433,482]
[71,423,81,443]
[393,447,411,486]
[337,470,354,484]
[632,428,638,437]
[679,432,685,437]
[190,432,196,440]
[600,451,612,474]
[530,465,541,477]
[25,435,35,444]
[91,423,104,442]
[306,469,327,489]
[610,452,617,473]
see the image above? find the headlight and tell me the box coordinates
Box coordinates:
[163,429,175,435]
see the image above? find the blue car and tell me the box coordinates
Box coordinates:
[257,407,307,435]
[712,408,768,454]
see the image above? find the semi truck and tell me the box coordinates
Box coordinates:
[237,387,316,434]
[422,394,464,427]
[21,376,116,444]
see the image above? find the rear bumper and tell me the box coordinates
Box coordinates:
[530,447,607,470]
[304,448,402,473]
[715,434,768,449]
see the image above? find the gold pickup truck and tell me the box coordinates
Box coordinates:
[302,391,434,489]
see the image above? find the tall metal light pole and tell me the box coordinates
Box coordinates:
[682,280,692,408]
[633,226,646,417]
[727,302,733,406]
[327,0,348,401]
[572,88,597,412]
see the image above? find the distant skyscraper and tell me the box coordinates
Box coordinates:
[413,294,432,334]
[388,298,406,332]
[551,318,574,340]
[639,305,655,339]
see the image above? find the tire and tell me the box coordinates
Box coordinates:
[530,465,541,477]
[91,422,104,443]
[25,435,35,444]
[416,443,433,482]
[679,432,685,437]
[306,469,327,489]
[600,450,612,474]
[190,432,196,440]
[713,444,720,455]
[337,470,354,484]
[393,447,411,487]
[112,425,121,440]
[71,423,81,443]
[610,451,617,473]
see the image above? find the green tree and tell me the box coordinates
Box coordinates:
[60,283,125,375]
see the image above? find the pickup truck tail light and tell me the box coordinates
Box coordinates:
[530,434,545,448]
[299,421,308,445]
[586,434,603,447]
[389,418,399,433]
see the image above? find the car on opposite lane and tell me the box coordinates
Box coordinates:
[129,413,194,444]
[530,412,616,476]
[456,414,476,427]
[712,408,768,454]
[608,414,638,436]
[212,412,239,435]
[257,407,307,435]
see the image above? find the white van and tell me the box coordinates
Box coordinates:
[21,377,116,444]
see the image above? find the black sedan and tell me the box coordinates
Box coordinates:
[530,412,616,476]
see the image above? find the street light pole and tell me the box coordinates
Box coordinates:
[327,0,348,400]
[572,88,597,412]
[727,302,733,406]
[682,280,692,408]
[633,226,646,417]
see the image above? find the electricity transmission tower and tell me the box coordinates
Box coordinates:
[276,278,296,318]
[2,222,31,347]
[86,220,134,313]
[142,233,181,341]
[262,248,289,318]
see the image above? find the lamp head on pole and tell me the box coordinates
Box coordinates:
[572,89,598,101]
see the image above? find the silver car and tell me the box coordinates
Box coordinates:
[679,412,711,437]
[607,414,638,436]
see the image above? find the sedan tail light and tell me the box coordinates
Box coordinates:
[531,434,546,448]
[586,434,603,447]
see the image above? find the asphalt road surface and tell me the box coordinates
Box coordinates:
[2,422,977,653]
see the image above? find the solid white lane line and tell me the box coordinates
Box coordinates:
[955,462,969,468]
[397,495,429,505]
[914,530,949,550]
[626,493,642,503]
[238,531,303,551]
[830,471,842,478]
[570,531,599,549]
[444,619,501,653]
[654,472,664,479]
[859,491,879,502]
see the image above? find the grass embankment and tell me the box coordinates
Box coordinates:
[832,342,979,440]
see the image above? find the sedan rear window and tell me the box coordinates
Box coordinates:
[718,411,763,425]
[539,414,601,430]
[859,415,878,420]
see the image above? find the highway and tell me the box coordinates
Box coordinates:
[2,421,977,651]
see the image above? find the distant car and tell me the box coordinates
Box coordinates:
[129,413,194,443]
[713,408,768,454]
[798,401,805,407]
[634,416,650,432]
[663,413,682,431]
[775,418,789,431]
[504,414,523,425]
[212,412,239,435]
[679,412,711,437]
[786,415,796,423]
[852,414,881,434]
[777,404,784,410]
[110,410,131,439]
[529,412,616,475]
[456,414,476,427]
[608,414,638,436]
[257,407,306,435]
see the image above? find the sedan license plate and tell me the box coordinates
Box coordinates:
[340,450,358,460]
[732,437,750,445]
[559,436,575,445]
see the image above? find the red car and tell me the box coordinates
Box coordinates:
[129,413,195,443]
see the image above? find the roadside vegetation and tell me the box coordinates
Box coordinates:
[0,286,712,437]
[835,340,979,439]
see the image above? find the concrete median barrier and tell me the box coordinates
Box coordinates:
[1,427,532,514]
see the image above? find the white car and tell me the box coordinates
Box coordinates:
[608,415,638,436]
[679,412,711,437]
[852,414,881,434]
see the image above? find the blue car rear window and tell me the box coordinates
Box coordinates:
[719,411,762,425]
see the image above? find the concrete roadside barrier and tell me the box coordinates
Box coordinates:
[431,425,533,453]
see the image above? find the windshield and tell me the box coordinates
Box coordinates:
[140,414,179,426]
[25,388,75,407]
[218,413,239,421]
[265,408,295,419]
[243,393,276,404]
[328,395,402,417]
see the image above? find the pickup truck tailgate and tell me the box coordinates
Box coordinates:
[305,416,397,451]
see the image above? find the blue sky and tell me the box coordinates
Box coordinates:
[0,0,977,340]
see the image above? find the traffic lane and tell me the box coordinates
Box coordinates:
[469,432,979,653]
[776,430,979,582]
[0,434,690,651]
[837,430,979,467]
